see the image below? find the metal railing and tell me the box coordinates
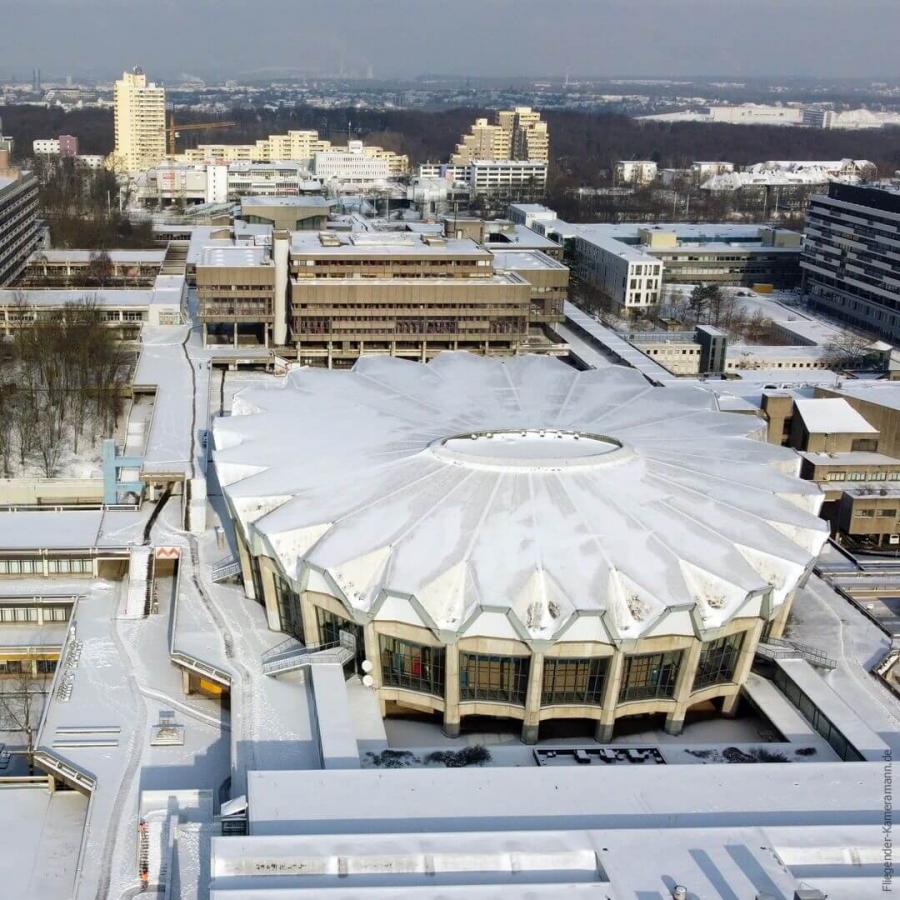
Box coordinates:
[756,637,837,670]
[262,630,356,677]
[209,557,241,582]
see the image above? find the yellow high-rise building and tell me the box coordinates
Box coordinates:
[451,107,549,166]
[113,68,166,173]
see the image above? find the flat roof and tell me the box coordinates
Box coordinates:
[247,762,885,834]
[775,658,890,760]
[290,231,488,257]
[241,195,327,208]
[800,451,900,466]
[488,248,567,271]
[829,381,900,414]
[28,249,166,263]
[0,288,154,308]
[794,397,879,434]
[199,245,270,268]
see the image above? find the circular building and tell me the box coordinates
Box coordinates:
[213,353,828,742]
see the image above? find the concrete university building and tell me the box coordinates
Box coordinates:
[213,355,828,743]
[802,182,900,342]
[0,170,40,285]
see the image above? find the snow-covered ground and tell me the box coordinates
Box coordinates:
[788,574,900,752]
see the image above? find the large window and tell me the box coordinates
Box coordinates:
[379,635,445,698]
[274,575,304,644]
[542,657,608,706]
[693,633,744,691]
[248,554,265,606]
[619,651,682,703]
[460,652,530,706]
[315,606,365,674]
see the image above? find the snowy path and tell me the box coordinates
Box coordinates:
[791,575,900,750]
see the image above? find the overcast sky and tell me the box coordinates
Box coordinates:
[1,0,898,81]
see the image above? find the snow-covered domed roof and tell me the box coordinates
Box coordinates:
[213,354,828,645]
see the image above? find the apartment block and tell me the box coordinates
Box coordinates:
[183,130,408,176]
[0,171,40,286]
[802,182,900,341]
[113,68,166,174]
[615,160,658,186]
[451,107,549,166]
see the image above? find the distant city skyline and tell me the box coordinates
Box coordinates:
[1,0,899,82]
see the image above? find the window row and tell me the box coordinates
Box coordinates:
[0,557,92,575]
[376,641,744,706]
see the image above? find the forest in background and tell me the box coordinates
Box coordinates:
[5,103,900,179]
[4,103,900,230]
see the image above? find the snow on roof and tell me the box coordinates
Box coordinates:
[289,231,487,257]
[198,245,270,268]
[0,288,154,308]
[214,354,827,643]
[241,195,327,208]
[830,381,900,414]
[794,397,878,435]
[28,249,166,263]
[488,249,567,271]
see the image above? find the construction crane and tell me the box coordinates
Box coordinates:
[165,115,236,156]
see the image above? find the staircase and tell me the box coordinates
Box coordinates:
[262,631,356,677]
[756,637,837,670]
[210,556,241,583]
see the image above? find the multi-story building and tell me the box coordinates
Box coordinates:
[32,134,79,158]
[196,245,278,348]
[112,68,166,174]
[570,223,802,316]
[418,160,548,201]
[0,170,40,286]
[615,160,658,186]
[802,182,900,342]
[468,159,548,200]
[451,107,549,166]
[488,249,569,324]
[691,161,734,183]
[313,141,391,183]
[288,231,544,366]
[182,130,409,175]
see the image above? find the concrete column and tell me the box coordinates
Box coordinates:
[257,557,282,632]
[443,643,461,738]
[233,322,238,348]
[202,322,208,347]
[596,651,624,742]
[665,641,702,736]
[767,592,794,640]
[722,622,764,716]
[234,528,255,600]
[521,652,544,744]
[363,622,379,682]
[299,592,319,647]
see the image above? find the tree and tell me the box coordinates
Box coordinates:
[87,250,113,287]
[0,668,51,774]
[689,285,710,324]
[823,333,876,370]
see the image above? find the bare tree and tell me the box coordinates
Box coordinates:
[87,250,114,287]
[0,668,50,774]
[823,333,877,370]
